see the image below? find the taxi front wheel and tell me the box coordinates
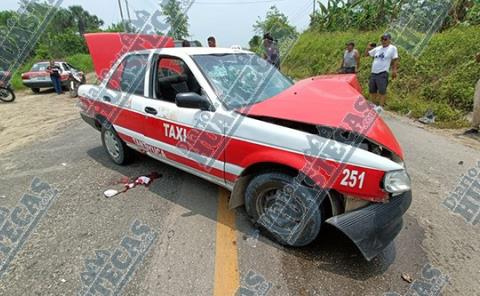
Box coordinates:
[244,172,322,247]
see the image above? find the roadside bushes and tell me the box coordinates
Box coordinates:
[282,26,480,127]
[66,54,94,73]
[10,61,35,90]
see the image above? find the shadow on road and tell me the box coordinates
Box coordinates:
[287,225,396,279]
[19,87,57,95]
[236,204,398,281]
[86,145,419,282]
[86,146,219,222]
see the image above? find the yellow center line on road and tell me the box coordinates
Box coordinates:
[213,188,240,296]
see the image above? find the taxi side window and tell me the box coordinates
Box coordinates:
[107,54,149,96]
[154,57,201,102]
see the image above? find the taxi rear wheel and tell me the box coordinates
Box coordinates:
[244,172,323,247]
[101,124,133,165]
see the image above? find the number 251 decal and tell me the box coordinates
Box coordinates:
[340,169,366,189]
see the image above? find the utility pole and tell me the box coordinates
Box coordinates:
[124,0,132,32]
[313,0,315,16]
[117,0,127,32]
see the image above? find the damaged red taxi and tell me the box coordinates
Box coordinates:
[78,33,412,261]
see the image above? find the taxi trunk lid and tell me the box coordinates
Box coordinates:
[84,33,175,81]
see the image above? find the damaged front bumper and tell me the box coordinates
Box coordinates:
[326,191,412,261]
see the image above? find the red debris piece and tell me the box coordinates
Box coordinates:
[104,172,162,198]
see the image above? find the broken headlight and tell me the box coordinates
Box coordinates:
[384,170,411,195]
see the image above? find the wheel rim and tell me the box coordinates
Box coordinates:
[254,182,326,245]
[105,130,121,160]
[256,186,304,230]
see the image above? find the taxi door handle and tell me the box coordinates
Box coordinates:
[145,107,158,115]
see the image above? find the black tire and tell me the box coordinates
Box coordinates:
[0,87,15,102]
[101,123,133,165]
[31,88,40,93]
[245,172,323,247]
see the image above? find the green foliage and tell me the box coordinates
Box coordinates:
[0,10,17,26]
[312,0,404,32]
[66,54,94,73]
[251,6,298,58]
[253,6,298,41]
[105,21,136,33]
[68,5,104,35]
[11,61,35,90]
[282,26,480,126]
[311,0,478,32]
[249,35,262,53]
[0,3,103,73]
[34,30,88,60]
[161,0,190,40]
[465,0,480,25]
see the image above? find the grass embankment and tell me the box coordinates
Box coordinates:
[283,26,480,128]
[11,53,94,90]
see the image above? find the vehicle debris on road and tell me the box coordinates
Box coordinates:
[103,172,162,198]
[418,110,436,124]
[401,272,414,283]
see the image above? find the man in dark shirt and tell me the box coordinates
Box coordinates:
[47,60,63,95]
[263,33,280,69]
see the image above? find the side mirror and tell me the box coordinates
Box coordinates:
[175,92,213,111]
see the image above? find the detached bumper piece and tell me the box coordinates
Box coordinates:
[326,191,412,261]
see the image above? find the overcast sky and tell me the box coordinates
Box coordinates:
[2,0,315,47]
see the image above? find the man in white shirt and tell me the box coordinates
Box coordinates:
[365,33,399,108]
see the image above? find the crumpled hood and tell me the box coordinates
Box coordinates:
[237,75,404,159]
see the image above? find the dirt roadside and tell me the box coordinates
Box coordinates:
[385,111,480,150]
[0,89,78,154]
[0,74,97,155]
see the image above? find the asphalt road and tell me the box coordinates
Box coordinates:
[0,107,479,295]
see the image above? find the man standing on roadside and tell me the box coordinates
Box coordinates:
[263,33,280,69]
[207,36,216,48]
[466,52,480,135]
[47,60,63,95]
[365,33,399,109]
[340,41,360,74]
